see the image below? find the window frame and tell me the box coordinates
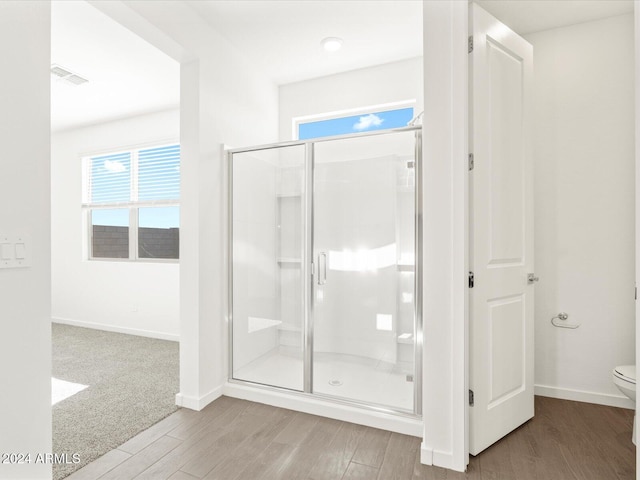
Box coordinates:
[292,100,416,140]
[82,140,180,263]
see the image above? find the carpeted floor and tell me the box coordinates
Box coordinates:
[52,323,179,480]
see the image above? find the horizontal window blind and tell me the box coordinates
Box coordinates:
[84,144,180,206]
[89,152,131,203]
[138,145,180,201]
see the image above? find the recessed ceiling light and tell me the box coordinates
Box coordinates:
[321,37,343,52]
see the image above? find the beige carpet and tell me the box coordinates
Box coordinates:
[52,323,179,479]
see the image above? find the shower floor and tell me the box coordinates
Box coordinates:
[233,349,414,412]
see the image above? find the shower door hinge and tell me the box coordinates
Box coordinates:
[468,271,474,289]
[468,153,474,171]
[469,389,474,406]
[468,36,474,53]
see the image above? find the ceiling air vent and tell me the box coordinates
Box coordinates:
[51,64,88,86]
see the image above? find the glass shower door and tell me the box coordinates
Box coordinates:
[230,144,306,391]
[312,131,417,412]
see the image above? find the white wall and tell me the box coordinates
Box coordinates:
[278,57,423,141]
[0,2,52,479]
[51,109,180,340]
[526,14,635,407]
[92,0,280,410]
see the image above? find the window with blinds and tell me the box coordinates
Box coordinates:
[82,144,180,261]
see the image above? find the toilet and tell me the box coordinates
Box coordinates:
[613,365,636,444]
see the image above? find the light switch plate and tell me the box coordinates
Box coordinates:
[0,234,31,269]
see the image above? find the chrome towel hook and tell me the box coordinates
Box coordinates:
[551,312,580,329]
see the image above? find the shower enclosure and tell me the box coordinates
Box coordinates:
[228,126,421,415]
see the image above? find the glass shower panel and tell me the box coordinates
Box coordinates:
[312,131,416,411]
[231,144,305,391]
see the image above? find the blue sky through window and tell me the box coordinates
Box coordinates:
[298,107,414,140]
[139,206,179,229]
[92,208,128,227]
[91,206,178,234]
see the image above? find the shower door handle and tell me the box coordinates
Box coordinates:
[318,252,327,285]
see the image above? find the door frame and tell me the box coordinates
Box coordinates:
[634,0,640,473]
[420,0,469,471]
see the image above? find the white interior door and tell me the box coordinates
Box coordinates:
[469,3,534,456]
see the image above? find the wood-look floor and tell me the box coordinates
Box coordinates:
[67,395,635,480]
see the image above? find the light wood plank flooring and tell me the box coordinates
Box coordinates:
[67,395,635,480]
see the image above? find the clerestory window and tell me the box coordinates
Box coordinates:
[296,104,415,140]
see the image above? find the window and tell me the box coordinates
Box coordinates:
[297,105,414,140]
[82,144,180,261]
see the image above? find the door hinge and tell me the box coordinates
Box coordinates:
[468,35,474,53]
[469,389,474,406]
[635,286,637,300]
[468,153,474,171]
[468,271,474,289]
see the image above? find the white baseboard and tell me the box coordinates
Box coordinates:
[175,386,223,411]
[223,381,422,437]
[52,317,179,342]
[535,384,634,409]
[420,444,465,471]
[420,444,433,465]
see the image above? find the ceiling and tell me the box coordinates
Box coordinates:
[185,0,424,86]
[476,0,633,35]
[51,1,179,132]
[51,0,634,132]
